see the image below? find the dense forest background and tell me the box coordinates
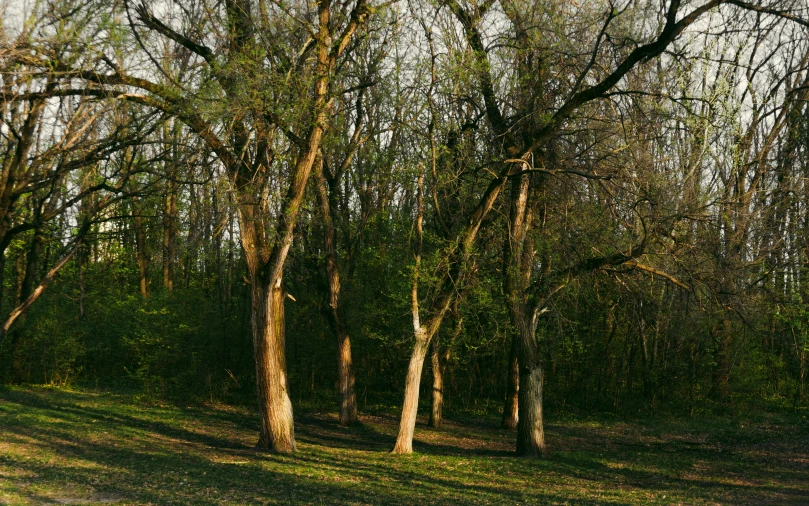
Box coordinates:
[2,0,809,456]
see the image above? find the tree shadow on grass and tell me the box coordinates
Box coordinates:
[296,411,514,457]
[0,421,624,505]
[2,388,808,505]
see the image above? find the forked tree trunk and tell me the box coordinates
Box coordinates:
[515,314,546,457]
[393,166,429,454]
[503,172,534,437]
[392,330,430,453]
[501,334,520,430]
[251,273,295,452]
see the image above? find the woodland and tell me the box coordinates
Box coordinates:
[1,0,809,502]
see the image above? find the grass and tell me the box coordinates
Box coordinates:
[0,386,808,505]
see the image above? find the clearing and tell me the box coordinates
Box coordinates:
[0,387,808,505]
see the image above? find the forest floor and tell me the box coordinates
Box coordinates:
[0,386,808,505]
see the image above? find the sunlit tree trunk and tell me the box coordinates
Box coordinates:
[429,336,445,428]
[393,330,431,453]
[248,267,295,452]
[393,167,428,454]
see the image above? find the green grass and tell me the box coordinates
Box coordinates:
[1,386,808,505]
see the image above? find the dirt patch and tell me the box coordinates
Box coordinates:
[53,494,121,504]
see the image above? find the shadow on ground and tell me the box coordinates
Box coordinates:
[1,387,808,505]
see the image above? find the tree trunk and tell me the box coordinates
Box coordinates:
[501,333,520,430]
[163,178,177,291]
[336,321,357,425]
[14,254,23,304]
[429,304,460,428]
[0,252,5,314]
[315,160,357,425]
[516,358,546,457]
[78,246,86,320]
[515,312,546,457]
[429,336,445,428]
[132,196,149,298]
[20,226,45,302]
[503,172,533,435]
[393,164,430,454]
[251,273,295,452]
[392,331,430,454]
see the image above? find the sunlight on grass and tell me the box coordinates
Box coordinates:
[1,386,808,505]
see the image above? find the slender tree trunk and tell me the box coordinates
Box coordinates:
[393,331,430,453]
[78,248,85,320]
[163,179,177,291]
[336,320,356,425]
[429,302,461,428]
[0,252,5,314]
[429,336,445,428]
[14,254,23,304]
[315,161,357,425]
[501,333,520,430]
[20,226,45,302]
[132,196,149,298]
[250,271,295,452]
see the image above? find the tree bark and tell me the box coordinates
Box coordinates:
[250,271,295,452]
[336,319,357,425]
[132,195,149,298]
[20,226,45,302]
[501,333,520,430]
[315,160,357,425]
[163,178,177,291]
[393,166,433,454]
[514,310,546,457]
[429,336,445,428]
[516,354,546,456]
[429,301,461,428]
[502,171,539,451]
[0,252,4,314]
[392,331,430,453]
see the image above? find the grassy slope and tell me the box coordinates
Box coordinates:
[0,386,808,505]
